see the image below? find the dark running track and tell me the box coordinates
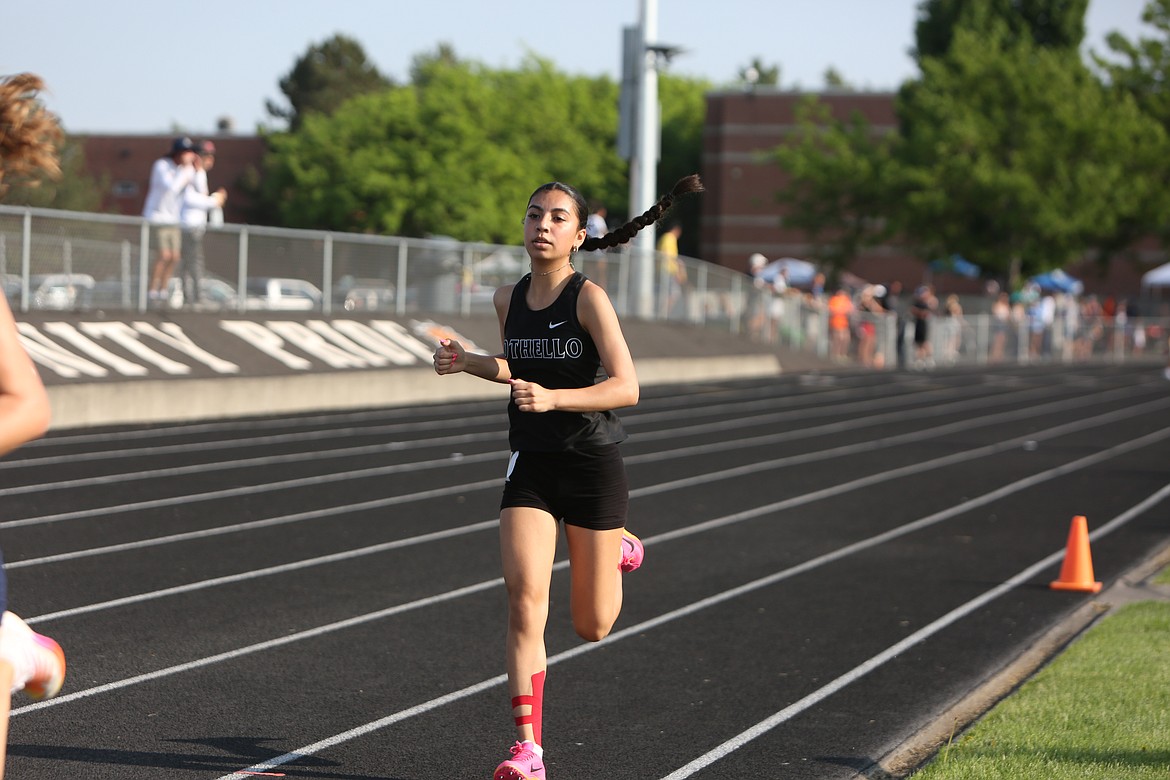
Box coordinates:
[2,363,1168,779]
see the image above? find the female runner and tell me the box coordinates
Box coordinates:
[434,175,702,780]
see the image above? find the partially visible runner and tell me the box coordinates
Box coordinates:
[0,72,69,778]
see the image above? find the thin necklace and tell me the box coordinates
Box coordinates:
[534,260,572,277]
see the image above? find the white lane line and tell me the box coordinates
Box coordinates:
[17,417,1170,741]
[0,376,1147,538]
[0,378,992,522]
[625,379,1137,467]
[12,578,510,718]
[0,380,1034,505]
[21,371,887,451]
[1,374,976,479]
[28,389,1162,621]
[10,388,1167,576]
[0,432,502,499]
[655,482,1170,779]
[3,418,505,468]
[5,476,502,569]
[27,405,485,445]
[627,380,1062,445]
[0,450,503,533]
[207,456,1170,780]
[26,519,501,624]
[9,374,867,467]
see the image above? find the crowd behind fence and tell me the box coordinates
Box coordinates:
[1,204,1166,370]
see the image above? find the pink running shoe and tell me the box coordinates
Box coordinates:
[494,741,545,780]
[620,530,644,573]
[3,612,66,700]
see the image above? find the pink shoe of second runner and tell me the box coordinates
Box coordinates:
[620,530,644,573]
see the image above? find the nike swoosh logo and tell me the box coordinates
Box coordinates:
[548,321,567,329]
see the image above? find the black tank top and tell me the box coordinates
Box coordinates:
[503,272,627,452]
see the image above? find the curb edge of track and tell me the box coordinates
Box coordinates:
[862,537,1170,779]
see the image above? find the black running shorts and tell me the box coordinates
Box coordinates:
[500,444,629,531]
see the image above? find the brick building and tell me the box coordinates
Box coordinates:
[700,88,1162,297]
[76,134,266,225]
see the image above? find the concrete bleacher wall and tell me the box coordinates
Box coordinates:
[20,310,782,429]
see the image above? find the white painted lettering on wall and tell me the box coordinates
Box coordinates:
[78,322,192,375]
[16,318,453,381]
[217,321,313,370]
[41,322,150,376]
[134,322,241,374]
[16,323,109,379]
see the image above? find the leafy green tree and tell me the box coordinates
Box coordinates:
[913,0,1088,60]
[773,1,1169,287]
[265,34,392,131]
[1088,0,1170,253]
[1094,0,1170,130]
[258,55,631,243]
[410,43,461,86]
[737,58,780,87]
[655,74,709,256]
[771,97,902,272]
[896,23,1168,286]
[822,68,854,90]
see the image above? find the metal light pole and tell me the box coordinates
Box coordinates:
[619,0,662,319]
[630,0,660,319]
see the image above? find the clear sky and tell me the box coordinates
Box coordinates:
[1,0,1153,135]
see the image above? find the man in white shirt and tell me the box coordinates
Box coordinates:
[142,137,197,302]
[178,141,227,306]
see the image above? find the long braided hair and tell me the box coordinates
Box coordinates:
[0,73,63,197]
[528,174,705,253]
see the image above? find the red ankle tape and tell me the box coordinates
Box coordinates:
[511,670,545,745]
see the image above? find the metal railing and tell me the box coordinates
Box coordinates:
[2,205,1164,369]
[0,204,749,326]
[749,290,1170,370]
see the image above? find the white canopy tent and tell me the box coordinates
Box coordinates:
[1141,262,1170,288]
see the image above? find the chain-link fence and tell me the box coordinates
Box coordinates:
[0,205,752,325]
[749,288,1170,370]
[2,205,1165,369]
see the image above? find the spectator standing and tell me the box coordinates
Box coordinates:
[879,281,905,368]
[656,223,686,318]
[940,294,966,365]
[585,200,608,288]
[856,285,886,368]
[828,287,854,362]
[143,137,198,303]
[585,200,607,241]
[911,285,937,369]
[178,141,227,307]
[748,253,771,341]
[989,291,1011,364]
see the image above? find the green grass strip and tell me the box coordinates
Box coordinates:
[912,600,1170,779]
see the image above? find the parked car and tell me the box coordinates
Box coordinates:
[166,275,239,309]
[335,275,396,312]
[244,277,323,311]
[31,273,96,310]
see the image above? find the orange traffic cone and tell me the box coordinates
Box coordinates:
[1050,515,1102,593]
